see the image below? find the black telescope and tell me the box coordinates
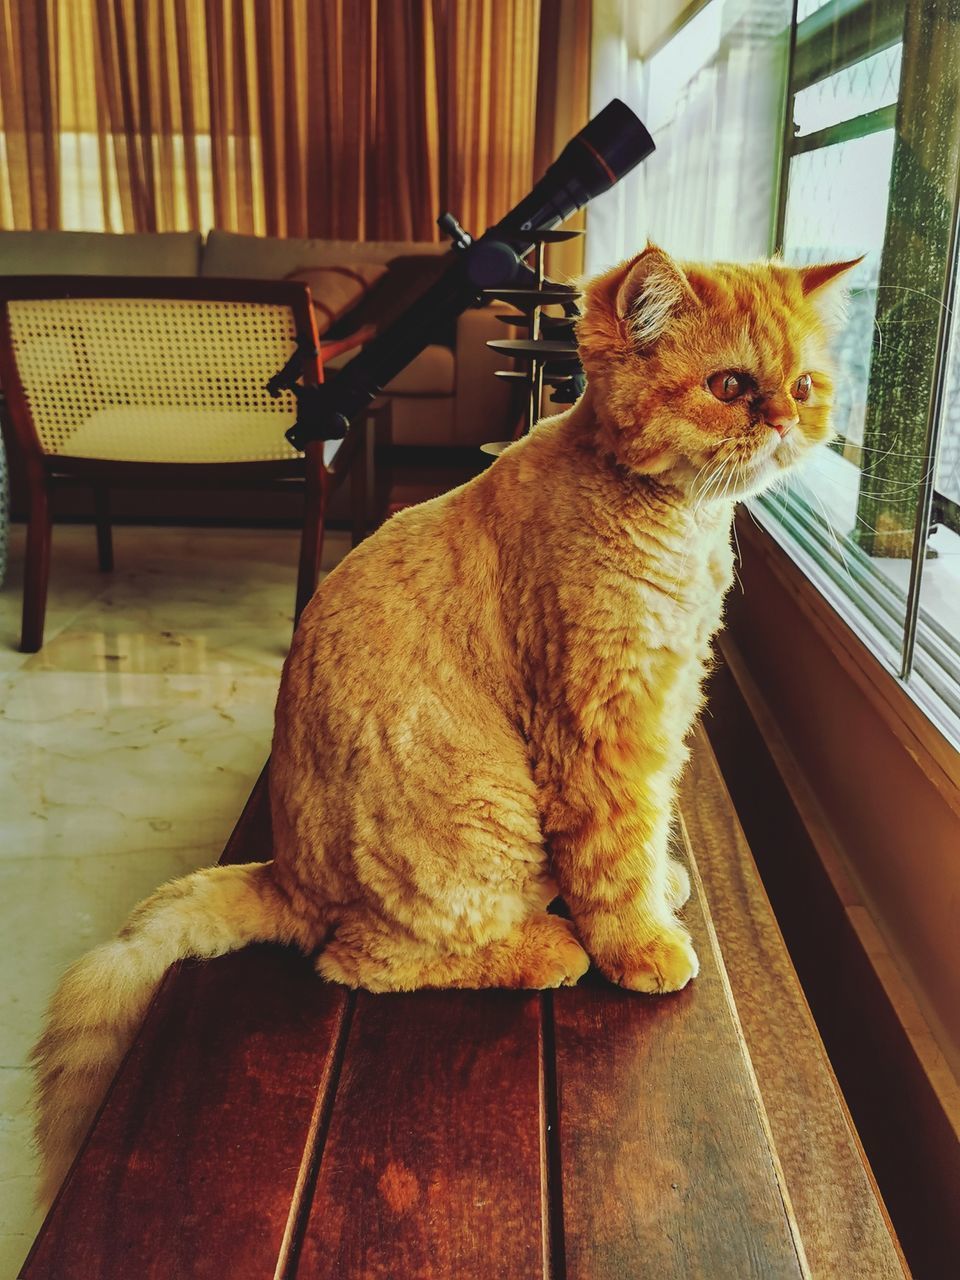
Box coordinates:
[501,97,655,232]
[272,99,654,450]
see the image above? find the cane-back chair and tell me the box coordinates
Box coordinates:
[0,277,371,651]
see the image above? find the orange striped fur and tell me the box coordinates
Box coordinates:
[32,246,859,1204]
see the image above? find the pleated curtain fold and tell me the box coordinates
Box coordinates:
[0,0,590,268]
[0,0,61,229]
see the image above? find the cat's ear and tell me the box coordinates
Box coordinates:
[798,256,864,331]
[799,257,864,295]
[615,245,699,350]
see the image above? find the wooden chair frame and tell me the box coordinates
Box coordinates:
[0,276,373,651]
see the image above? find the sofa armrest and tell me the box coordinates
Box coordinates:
[319,323,377,363]
[453,306,522,448]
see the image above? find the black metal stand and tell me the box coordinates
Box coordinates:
[481,227,586,457]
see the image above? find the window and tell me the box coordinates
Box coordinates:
[587,0,793,272]
[756,0,960,747]
[588,0,960,749]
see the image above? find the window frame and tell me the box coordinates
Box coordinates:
[762,0,960,740]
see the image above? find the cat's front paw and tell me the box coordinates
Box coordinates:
[599,923,699,994]
[517,916,591,989]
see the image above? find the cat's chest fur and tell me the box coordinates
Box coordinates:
[508,485,734,762]
[568,499,734,660]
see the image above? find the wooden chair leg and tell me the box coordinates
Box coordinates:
[21,471,52,653]
[294,446,328,629]
[93,485,114,571]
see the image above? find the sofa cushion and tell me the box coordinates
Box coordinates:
[286,263,388,336]
[54,405,344,465]
[202,231,455,348]
[324,343,454,397]
[0,230,202,276]
[201,230,448,278]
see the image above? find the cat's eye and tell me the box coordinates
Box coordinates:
[793,373,812,402]
[707,371,749,402]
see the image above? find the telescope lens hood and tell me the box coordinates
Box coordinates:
[573,98,655,196]
[500,98,654,233]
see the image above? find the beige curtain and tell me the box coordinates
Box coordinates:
[0,0,60,229]
[0,0,589,264]
[535,0,591,280]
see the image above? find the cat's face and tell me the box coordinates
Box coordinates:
[576,247,862,502]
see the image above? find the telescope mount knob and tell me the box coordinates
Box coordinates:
[438,211,471,250]
[464,238,523,290]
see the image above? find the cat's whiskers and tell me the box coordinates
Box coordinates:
[856,434,935,475]
[724,454,752,507]
[855,437,903,469]
[688,464,720,525]
[813,464,937,499]
[690,459,716,503]
[690,439,735,509]
[741,500,766,534]
[854,442,934,461]
[730,506,744,594]
[804,484,854,579]
[693,444,739,514]
[672,455,729,600]
[872,317,884,356]
[869,283,955,318]
[690,466,728,534]
[696,461,726,509]
[717,460,746,593]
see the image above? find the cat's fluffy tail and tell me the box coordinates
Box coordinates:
[31,860,306,1207]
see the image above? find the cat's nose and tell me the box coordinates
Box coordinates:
[767,415,798,437]
[759,393,798,437]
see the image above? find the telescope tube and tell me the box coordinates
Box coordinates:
[282,99,655,450]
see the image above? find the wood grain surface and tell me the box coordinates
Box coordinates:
[682,723,909,1278]
[551,831,807,1280]
[22,949,348,1280]
[20,739,904,1279]
[296,990,548,1280]
[20,765,349,1280]
[706,654,960,1277]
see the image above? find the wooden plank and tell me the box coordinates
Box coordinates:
[22,746,904,1279]
[681,725,909,1278]
[21,767,351,1280]
[552,833,807,1280]
[705,651,958,1277]
[296,990,548,1280]
[22,950,348,1280]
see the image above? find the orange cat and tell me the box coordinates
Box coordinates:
[32,246,857,1203]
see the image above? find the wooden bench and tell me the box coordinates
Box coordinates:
[20,730,908,1279]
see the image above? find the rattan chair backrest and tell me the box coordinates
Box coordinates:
[0,279,319,465]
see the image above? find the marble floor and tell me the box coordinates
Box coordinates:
[0,522,349,1279]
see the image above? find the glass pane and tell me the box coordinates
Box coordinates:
[643,1,724,136]
[586,0,793,271]
[757,127,907,671]
[793,44,902,136]
[60,134,107,232]
[781,130,894,449]
[589,0,960,745]
[796,0,831,21]
[757,1,960,747]
[936,323,960,524]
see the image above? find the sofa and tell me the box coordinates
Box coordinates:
[0,229,518,450]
